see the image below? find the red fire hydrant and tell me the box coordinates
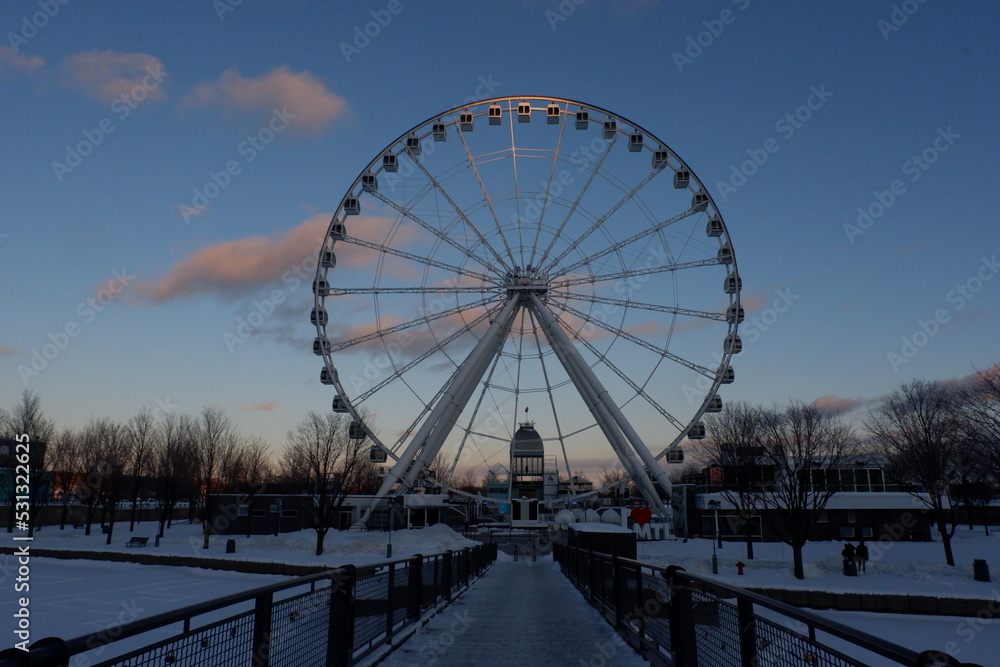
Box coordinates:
[736,561,746,575]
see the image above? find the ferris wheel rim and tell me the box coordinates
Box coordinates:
[313,95,742,485]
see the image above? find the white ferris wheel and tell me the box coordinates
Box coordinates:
[312,97,742,519]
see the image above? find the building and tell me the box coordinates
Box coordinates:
[680,460,941,542]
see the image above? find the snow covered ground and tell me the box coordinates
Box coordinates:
[7,522,1000,663]
[637,525,1000,600]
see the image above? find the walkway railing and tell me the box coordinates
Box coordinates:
[553,543,976,667]
[2,543,497,667]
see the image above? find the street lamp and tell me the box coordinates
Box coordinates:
[707,499,721,574]
[386,495,400,558]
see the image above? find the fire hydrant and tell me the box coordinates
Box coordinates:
[736,561,746,575]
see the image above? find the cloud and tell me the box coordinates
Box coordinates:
[135,214,329,303]
[61,50,166,104]
[0,46,43,76]
[809,394,868,416]
[239,401,277,412]
[0,344,24,357]
[133,214,416,303]
[181,66,347,134]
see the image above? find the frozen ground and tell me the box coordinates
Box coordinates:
[21,520,478,567]
[637,525,1000,599]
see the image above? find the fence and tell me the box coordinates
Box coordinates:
[2,543,497,667]
[553,543,979,667]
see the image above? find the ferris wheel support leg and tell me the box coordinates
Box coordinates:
[401,300,519,488]
[357,297,520,527]
[527,295,669,518]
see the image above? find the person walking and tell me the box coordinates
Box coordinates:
[856,540,869,573]
[841,542,856,576]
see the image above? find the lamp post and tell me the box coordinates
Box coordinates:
[386,495,399,558]
[708,500,720,574]
[274,499,282,537]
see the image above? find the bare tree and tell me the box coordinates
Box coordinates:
[126,409,158,532]
[703,401,769,559]
[95,418,131,545]
[866,380,964,566]
[153,413,194,537]
[193,407,239,549]
[452,467,485,495]
[753,403,856,579]
[77,419,106,535]
[958,365,1000,488]
[49,428,80,530]
[283,411,371,555]
[234,434,272,538]
[8,390,56,535]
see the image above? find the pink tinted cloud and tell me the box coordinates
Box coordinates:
[133,214,416,303]
[239,401,277,412]
[181,66,347,134]
[135,214,329,303]
[810,394,868,416]
[61,50,166,104]
[0,46,43,75]
[0,344,23,357]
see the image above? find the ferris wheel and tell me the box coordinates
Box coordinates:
[312,96,742,518]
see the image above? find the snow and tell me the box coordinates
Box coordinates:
[22,520,478,568]
[637,525,1000,600]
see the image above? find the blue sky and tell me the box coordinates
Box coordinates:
[1,1,997,479]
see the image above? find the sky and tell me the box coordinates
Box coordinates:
[1,1,998,481]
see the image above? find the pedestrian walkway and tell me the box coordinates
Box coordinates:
[379,556,649,666]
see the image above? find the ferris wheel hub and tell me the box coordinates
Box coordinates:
[503,265,550,298]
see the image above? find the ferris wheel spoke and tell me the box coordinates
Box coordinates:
[366,189,500,274]
[542,168,661,275]
[549,257,722,289]
[536,133,618,269]
[344,236,496,284]
[554,302,715,378]
[327,285,500,296]
[527,103,571,269]
[563,318,686,431]
[558,292,726,322]
[350,306,497,405]
[553,207,702,278]
[526,308,576,490]
[329,296,496,353]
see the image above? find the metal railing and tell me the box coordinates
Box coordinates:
[3,543,497,667]
[553,543,978,667]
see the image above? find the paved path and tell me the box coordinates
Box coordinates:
[380,556,649,667]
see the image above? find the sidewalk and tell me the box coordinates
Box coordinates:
[379,557,649,666]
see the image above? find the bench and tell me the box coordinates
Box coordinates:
[125,537,149,548]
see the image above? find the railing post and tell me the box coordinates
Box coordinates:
[443,551,454,602]
[665,566,697,667]
[385,562,396,644]
[588,550,599,606]
[327,565,356,667]
[737,596,758,667]
[463,547,471,586]
[408,555,423,620]
[251,591,273,667]
[612,556,624,631]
